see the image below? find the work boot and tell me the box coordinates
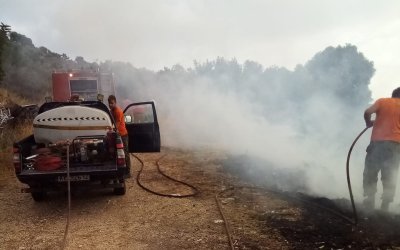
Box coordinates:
[363,196,375,211]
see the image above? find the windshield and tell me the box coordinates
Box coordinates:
[70,79,98,101]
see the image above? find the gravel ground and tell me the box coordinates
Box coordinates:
[0,148,276,249]
[2,148,400,249]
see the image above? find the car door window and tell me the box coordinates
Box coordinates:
[123,101,160,153]
[124,104,154,124]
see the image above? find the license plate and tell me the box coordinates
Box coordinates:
[57,175,90,182]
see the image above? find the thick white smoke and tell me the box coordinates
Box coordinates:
[112,44,385,202]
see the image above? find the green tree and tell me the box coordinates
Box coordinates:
[0,22,11,84]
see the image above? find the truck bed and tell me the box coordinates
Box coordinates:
[15,134,123,185]
[13,101,129,200]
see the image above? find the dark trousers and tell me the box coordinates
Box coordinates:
[364,141,400,202]
[121,135,130,172]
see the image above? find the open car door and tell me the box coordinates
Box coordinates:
[123,101,161,152]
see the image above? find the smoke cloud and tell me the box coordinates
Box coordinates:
[109,44,378,201]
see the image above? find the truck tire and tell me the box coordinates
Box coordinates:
[31,191,46,202]
[113,180,126,195]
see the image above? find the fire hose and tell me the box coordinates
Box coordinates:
[346,127,369,226]
[215,188,235,250]
[132,153,199,198]
[61,141,71,250]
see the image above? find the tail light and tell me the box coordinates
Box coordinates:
[116,136,126,167]
[13,147,21,174]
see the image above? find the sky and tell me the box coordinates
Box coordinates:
[1,0,400,100]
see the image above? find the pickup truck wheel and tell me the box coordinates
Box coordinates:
[31,191,46,202]
[113,180,126,195]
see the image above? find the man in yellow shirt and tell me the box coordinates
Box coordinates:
[108,95,130,177]
[363,87,400,211]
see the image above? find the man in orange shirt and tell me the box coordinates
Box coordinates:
[363,87,400,211]
[108,95,131,177]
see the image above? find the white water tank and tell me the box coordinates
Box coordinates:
[33,106,112,144]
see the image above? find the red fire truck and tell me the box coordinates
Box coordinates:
[51,70,115,104]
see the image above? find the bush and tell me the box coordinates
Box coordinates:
[0,122,32,174]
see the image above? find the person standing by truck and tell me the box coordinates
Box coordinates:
[108,95,131,177]
[363,87,400,212]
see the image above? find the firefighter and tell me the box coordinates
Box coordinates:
[108,95,131,177]
[363,87,400,211]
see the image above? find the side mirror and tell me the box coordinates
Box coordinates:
[124,115,132,123]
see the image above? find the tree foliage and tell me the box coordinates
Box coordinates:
[0,24,99,100]
[0,22,11,83]
[0,25,375,141]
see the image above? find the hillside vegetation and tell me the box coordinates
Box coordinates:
[0,22,376,182]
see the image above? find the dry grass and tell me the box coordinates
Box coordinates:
[0,122,33,174]
[0,88,31,106]
[0,88,37,177]
[0,121,33,148]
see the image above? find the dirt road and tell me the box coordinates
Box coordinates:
[2,148,400,249]
[0,148,284,249]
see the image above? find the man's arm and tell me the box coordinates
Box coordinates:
[364,101,379,128]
